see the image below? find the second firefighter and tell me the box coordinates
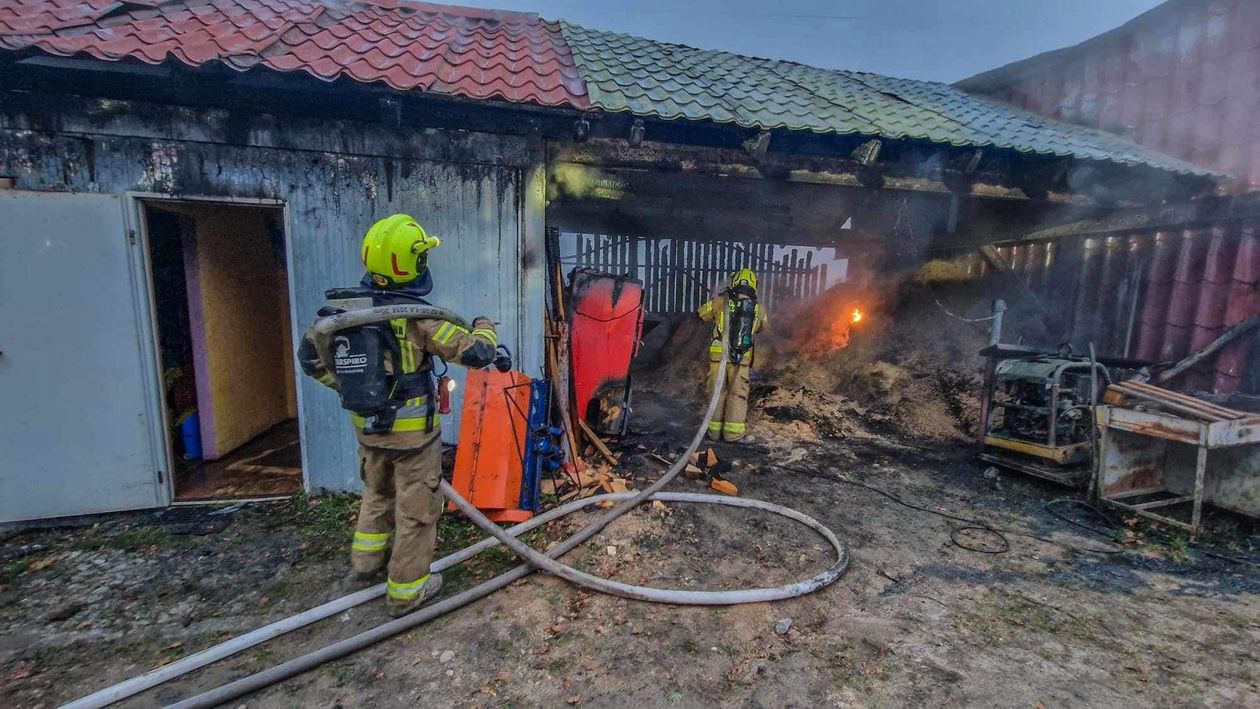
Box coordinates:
[697,268,767,443]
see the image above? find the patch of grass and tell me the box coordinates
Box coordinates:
[247,646,279,669]
[433,517,552,593]
[105,527,183,551]
[290,492,360,537]
[1,558,32,582]
[435,515,485,556]
[286,492,360,557]
[319,658,356,687]
[69,525,185,552]
[955,592,1098,646]
[1167,533,1193,564]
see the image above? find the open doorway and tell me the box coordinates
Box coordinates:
[142,201,302,501]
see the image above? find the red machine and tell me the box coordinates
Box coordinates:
[568,268,644,435]
[449,369,533,523]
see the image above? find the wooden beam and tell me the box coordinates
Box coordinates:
[1156,314,1260,385]
[577,419,619,466]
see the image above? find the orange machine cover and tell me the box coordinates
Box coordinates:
[449,369,533,523]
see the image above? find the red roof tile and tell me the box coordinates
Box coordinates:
[0,0,590,108]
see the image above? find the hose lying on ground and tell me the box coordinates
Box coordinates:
[63,308,850,709]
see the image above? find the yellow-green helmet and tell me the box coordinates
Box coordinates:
[361,214,440,288]
[730,268,758,292]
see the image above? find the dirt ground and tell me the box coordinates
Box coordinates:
[4,284,1260,707]
[4,379,1260,708]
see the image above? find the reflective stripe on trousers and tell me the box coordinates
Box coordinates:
[352,530,391,552]
[386,573,431,600]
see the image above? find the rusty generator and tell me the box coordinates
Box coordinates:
[979,344,1112,486]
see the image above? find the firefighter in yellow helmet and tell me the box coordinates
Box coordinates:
[298,214,506,616]
[697,268,767,444]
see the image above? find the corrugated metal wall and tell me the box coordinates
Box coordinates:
[959,0,1260,191]
[974,220,1260,393]
[0,96,546,493]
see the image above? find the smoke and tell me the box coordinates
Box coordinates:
[548,163,626,201]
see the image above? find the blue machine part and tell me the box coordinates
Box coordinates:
[520,380,565,512]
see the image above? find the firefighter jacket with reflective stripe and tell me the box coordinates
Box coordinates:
[304,314,498,450]
[697,294,767,364]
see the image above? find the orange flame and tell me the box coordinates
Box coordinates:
[851,308,864,324]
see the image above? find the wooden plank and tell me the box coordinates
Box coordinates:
[778,248,788,302]
[545,331,584,477]
[1104,405,1205,443]
[760,242,773,311]
[644,237,655,311]
[577,419,619,466]
[723,239,735,290]
[1156,314,1260,387]
[630,235,640,284]
[1132,495,1195,510]
[790,248,801,300]
[644,239,655,311]
[675,238,685,313]
[682,238,693,312]
[1120,381,1240,419]
[1112,385,1228,422]
[660,241,670,311]
[804,249,814,299]
[702,239,714,300]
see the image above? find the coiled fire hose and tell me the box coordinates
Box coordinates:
[62,307,850,709]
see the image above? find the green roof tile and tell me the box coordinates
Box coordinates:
[558,21,1214,177]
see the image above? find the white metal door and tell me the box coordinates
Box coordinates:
[0,191,164,522]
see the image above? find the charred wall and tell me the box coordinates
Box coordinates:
[0,91,547,492]
[940,218,1260,396]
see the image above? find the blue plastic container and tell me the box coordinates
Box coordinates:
[180,411,202,460]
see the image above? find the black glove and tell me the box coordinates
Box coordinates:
[493,345,513,373]
[296,334,322,377]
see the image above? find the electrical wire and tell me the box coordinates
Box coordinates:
[950,526,1011,554]
[779,464,1122,556]
[922,283,998,323]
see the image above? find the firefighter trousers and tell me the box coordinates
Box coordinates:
[351,432,443,608]
[706,359,752,441]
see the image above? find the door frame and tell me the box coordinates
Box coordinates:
[123,192,306,503]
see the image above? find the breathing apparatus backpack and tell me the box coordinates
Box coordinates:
[726,285,758,364]
[321,287,436,435]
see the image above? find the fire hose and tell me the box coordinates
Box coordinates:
[63,305,850,709]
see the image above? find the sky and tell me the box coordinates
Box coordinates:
[454,0,1166,83]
